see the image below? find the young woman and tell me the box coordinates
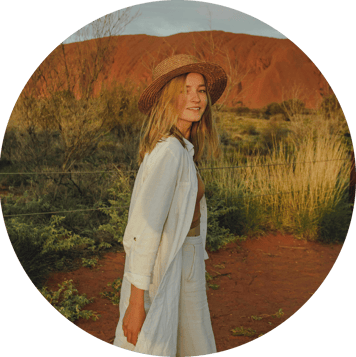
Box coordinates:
[113,54,227,356]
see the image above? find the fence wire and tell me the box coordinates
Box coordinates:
[2,186,347,218]
[1,155,353,218]
[0,158,349,176]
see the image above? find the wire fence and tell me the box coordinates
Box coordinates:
[0,152,354,218]
[0,158,350,176]
[1,186,346,218]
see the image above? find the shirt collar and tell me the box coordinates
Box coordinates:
[182,137,194,157]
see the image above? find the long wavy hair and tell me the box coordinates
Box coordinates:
[137,73,221,165]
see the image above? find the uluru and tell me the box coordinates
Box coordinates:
[26,31,332,109]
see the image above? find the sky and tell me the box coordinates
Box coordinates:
[64,0,286,43]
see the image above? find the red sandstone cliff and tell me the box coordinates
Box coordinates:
[27,31,333,109]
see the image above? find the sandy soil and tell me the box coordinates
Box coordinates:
[45,232,342,353]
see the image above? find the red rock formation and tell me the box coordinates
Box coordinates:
[27,31,333,109]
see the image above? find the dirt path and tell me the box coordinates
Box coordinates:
[45,233,342,353]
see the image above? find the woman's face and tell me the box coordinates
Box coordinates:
[176,73,208,125]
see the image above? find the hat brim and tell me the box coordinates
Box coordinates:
[138,62,227,115]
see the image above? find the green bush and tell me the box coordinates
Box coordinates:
[281,98,305,118]
[225,190,270,238]
[101,81,145,138]
[40,279,100,322]
[205,183,237,251]
[264,99,305,120]
[264,102,284,117]
[97,173,132,244]
[317,191,352,243]
[5,213,95,287]
[6,213,94,254]
[232,106,251,115]
[0,128,63,189]
[231,327,256,337]
[5,81,143,174]
[100,277,122,305]
[319,94,345,120]
[81,257,99,268]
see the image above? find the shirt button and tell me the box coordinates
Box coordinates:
[134,237,136,241]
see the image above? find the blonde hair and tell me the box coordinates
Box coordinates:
[137,73,222,165]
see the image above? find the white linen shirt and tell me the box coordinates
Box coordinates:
[114,135,209,356]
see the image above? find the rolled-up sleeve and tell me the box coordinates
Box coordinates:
[124,146,181,290]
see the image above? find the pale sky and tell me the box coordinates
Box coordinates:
[65,0,286,43]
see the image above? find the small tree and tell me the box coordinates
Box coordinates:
[10,9,140,172]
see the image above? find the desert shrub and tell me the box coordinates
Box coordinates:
[218,128,232,146]
[204,182,237,251]
[281,98,306,119]
[242,124,259,136]
[1,129,20,165]
[97,172,132,244]
[227,106,264,119]
[40,279,100,322]
[231,327,256,337]
[231,106,251,115]
[317,191,352,243]
[5,214,95,287]
[6,82,142,173]
[224,193,267,237]
[100,277,122,305]
[319,94,345,120]
[201,161,271,237]
[81,257,99,268]
[264,102,284,117]
[270,113,287,122]
[101,81,145,139]
[250,108,266,119]
[0,127,64,187]
[260,122,291,151]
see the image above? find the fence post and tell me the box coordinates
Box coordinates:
[350,150,355,205]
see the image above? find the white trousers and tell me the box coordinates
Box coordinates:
[113,234,216,356]
[177,234,216,357]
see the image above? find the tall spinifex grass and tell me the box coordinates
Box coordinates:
[201,114,353,241]
[256,133,350,240]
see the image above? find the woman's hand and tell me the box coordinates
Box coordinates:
[122,284,146,346]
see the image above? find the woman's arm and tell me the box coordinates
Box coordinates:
[124,144,182,290]
[122,284,146,346]
[122,142,182,344]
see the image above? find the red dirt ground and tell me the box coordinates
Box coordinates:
[45,233,342,353]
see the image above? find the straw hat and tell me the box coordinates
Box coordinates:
[138,54,227,115]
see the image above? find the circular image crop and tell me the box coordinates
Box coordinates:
[1,1,354,356]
